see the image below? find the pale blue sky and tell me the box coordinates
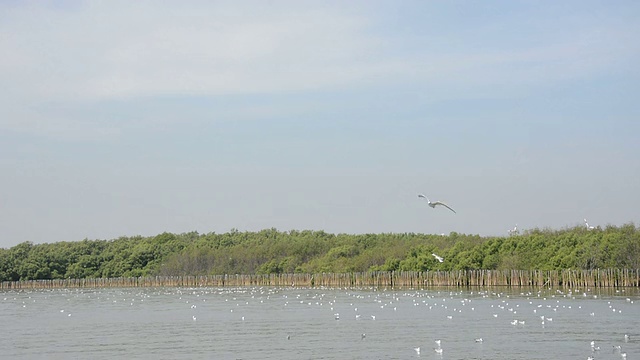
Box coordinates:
[1,1,639,248]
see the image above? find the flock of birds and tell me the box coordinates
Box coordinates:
[588,338,629,360]
[190,287,636,358]
[413,338,444,355]
[203,286,631,359]
[417,192,598,238]
[3,286,637,359]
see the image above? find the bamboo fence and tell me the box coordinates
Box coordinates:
[1,269,639,290]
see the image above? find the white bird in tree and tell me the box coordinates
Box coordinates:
[417,194,456,214]
[432,253,444,263]
[584,219,595,230]
[508,224,519,236]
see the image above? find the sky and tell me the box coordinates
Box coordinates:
[1,0,639,248]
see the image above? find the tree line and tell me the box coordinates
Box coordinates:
[1,223,638,282]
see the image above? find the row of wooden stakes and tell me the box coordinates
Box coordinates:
[2,269,639,289]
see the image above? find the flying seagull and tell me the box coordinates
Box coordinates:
[418,194,456,213]
[432,253,444,263]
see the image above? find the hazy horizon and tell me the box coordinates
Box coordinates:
[1,1,639,248]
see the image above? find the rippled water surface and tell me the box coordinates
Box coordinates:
[2,286,639,359]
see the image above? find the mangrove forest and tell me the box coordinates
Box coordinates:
[1,223,639,283]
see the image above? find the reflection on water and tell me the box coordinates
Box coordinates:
[1,286,638,359]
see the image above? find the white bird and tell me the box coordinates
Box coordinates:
[432,253,444,263]
[414,347,421,355]
[418,194,456,213]
[508,224,519,236]
[434,347,443,355]
[435,339,441,347]
[584,219,595,230]
[475,338,483,343]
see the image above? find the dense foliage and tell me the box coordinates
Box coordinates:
[1,224,639,282]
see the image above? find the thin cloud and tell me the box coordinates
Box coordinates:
[1,2,381,100]
[0,1,637,137]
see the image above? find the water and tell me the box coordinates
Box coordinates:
[1,286,638,359]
